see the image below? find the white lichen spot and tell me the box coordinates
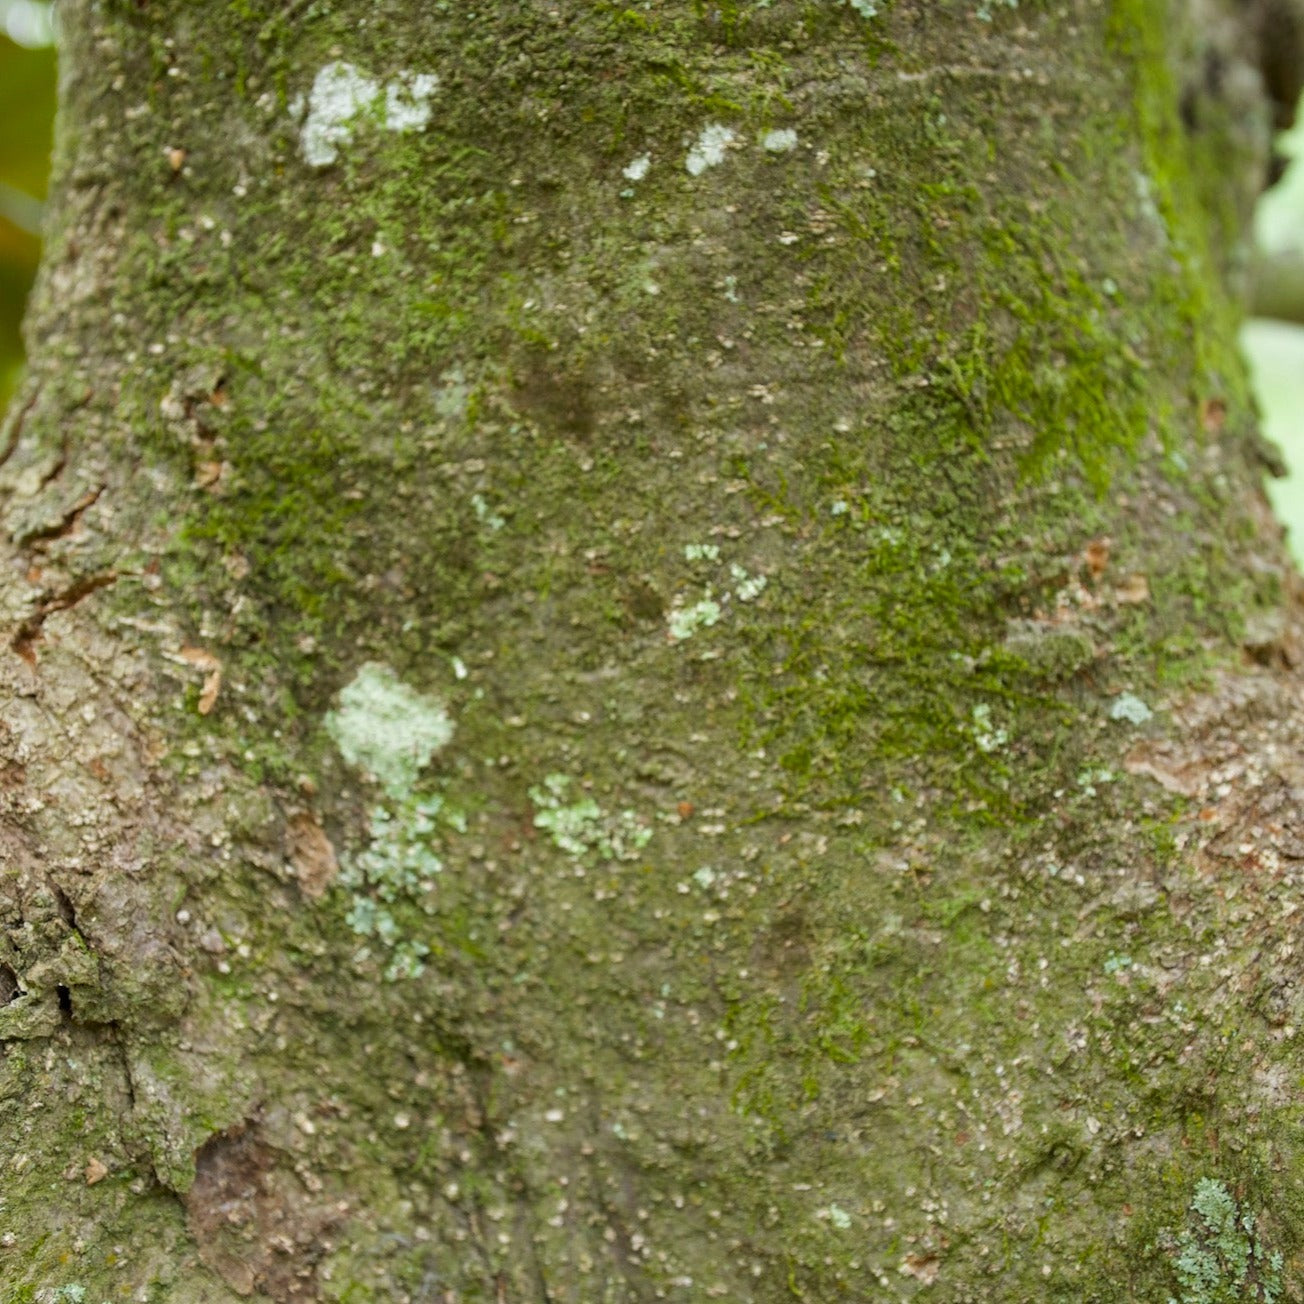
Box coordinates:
[530,774,652,862]
[668,596,722,641]
[845,0,879,16]
[472,493,506,531]
[830,499,850,516]
[623,154,651,181]
[729,563,767,602]
[299,61,379,166]
[684,543,721,562]
[298,60,439,167]
[975,0,1016,17]
[384,71,440,131]
[1109,692,1152,725]
[971,703,1008,753]
[762,128,799,153]
[685,124,736,176]
[818,1204,853,1229]
[325,663,454,797]
[692,866,717,890]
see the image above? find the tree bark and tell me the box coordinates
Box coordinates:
[3,0,1304,1299]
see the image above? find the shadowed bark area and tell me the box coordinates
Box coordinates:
[2,0,1304,1300]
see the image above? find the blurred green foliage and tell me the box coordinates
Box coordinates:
[0,25,56,412]
[1247,102,1304,563]
[1242,318,1304,553]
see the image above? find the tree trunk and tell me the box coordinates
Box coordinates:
[3,0,1304,1299]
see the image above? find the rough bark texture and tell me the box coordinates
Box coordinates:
[3,0,1304,1300]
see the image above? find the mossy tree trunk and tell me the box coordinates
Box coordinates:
[4,0,1304,1299]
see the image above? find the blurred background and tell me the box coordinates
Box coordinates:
[1245,107,1304,558]
[2,3,1304,557]
[0,0,54,413]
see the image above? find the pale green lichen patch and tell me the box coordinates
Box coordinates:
[325,663,454,797]
[762,128,799,153]
[667,595,722,641]
[340,794,464,980]
[684,542,721,562]
[1166,1179,1283,1304]
[345,899,430,982]
[323,664,461,977]
[818,1203,853,1230]
[970,703,1008,753]
[671,552,765,638]
[729,563,767,601]
[472,492,505,531]
[530,774,652,862]
[345,797,447,901]
[434,367,470,418]
[1110,691,1153,724]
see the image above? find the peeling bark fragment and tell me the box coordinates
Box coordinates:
[285,812,338,900]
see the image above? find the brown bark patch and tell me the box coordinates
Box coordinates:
[1083,536,1111,580]
[185,1121,338,1301]
[286,813,338,900]
[511,354,595,440]
[753,906,813,980]
[1123,741,1207,798]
